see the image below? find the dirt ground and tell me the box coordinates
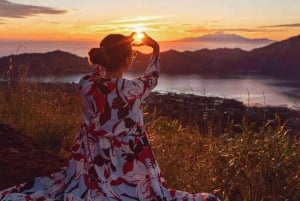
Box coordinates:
[0,123,67,190]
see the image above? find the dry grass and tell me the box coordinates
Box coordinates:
[0,82,299,201]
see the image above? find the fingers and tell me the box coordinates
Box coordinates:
[131,32,159,50]
[143,33,159,49]
[128,32,136,43]
[129,32,136,38]
[132,42,143,47]
[140,33,152,43]
[142,31,149,37]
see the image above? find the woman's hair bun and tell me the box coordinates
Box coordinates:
[88,34,132,71]
[88,47,109,66]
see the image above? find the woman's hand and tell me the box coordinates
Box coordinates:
[141,32,159,49]
[131,32,160,58]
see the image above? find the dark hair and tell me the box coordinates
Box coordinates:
[88,34,133,72]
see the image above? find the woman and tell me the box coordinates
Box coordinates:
[0,33,219,201]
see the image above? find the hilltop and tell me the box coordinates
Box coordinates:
[0,34,300,79]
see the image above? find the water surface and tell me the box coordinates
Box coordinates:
[25,73,300,109]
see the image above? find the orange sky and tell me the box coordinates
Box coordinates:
[0,0,300,43]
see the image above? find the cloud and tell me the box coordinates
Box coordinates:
[184,26,210,34]
[89,24,116,31]
[260,23,300,28]
[221,28,262,32]
[112,15,175,23]
[220,28,282,33]
[89,16,173,34]
[0,0,66,18]
[185,26,282,34]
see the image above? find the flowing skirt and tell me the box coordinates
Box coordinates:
[0,127,219,201]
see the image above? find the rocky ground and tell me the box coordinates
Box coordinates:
[145,92,300,137]
[0,123,66,190]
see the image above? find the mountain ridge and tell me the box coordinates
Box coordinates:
[0,34,300,79]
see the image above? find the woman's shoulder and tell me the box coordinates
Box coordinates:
[80,74,92,81]
[78,74,97,93]
[79,74,91,85]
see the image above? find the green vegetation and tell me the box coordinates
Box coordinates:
[0,82,299,201]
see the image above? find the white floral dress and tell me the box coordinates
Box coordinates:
[0,57,220,201]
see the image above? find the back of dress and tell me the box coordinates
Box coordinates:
[78,57,159,137]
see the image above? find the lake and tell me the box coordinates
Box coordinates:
[26,73,300,110]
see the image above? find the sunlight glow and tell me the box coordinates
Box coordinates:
[133,24,146,44]
[113,15,170,23]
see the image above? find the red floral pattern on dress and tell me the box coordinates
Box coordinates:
[0,57,220,201]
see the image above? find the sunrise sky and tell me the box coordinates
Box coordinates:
[0,0,300,56]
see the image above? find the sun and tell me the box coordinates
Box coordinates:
[133,24,146,44]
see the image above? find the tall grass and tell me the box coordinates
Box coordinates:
[211,117,300,200]
[145,109,299,201]
[0,81,81,154]
[0,81,299,200]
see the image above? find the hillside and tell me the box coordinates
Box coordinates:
[132,34,300,78]
[0,35,300,79]
[0,123,66,189]
[248,35,300,77]
[0,50,90,77]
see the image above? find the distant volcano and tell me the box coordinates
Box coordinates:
[178,32,276,44]
[159,32,276,51]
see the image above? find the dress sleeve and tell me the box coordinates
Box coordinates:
[122,56,160,101]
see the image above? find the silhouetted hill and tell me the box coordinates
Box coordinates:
[132,35,300,78]
[0,50,90,77]
[133,48,248,75]
[248,35,300,77]
[0,35,300,79]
